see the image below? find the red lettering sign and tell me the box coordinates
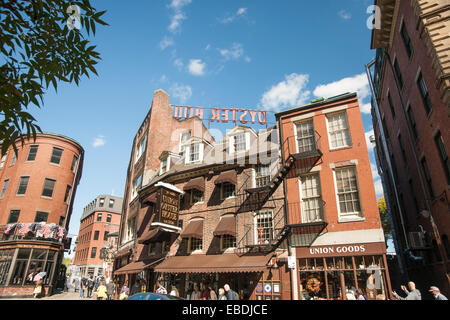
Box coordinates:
[173,106,268,125]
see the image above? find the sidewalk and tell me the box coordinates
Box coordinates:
[2,290,97,301]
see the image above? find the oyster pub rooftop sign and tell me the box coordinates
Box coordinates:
[174,106,268,125]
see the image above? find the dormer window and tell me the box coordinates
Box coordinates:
[185,143,203,164]
[180,131,191,157]
[234,133,247,152]
[228,129,252,154]
[160,158,168,175]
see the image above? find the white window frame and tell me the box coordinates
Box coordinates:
[131,175,142,200]
[253,211,274,245]
[326,111,352,150]
[298,173,324,223]
[135,135,147,163]
[229,132,250,154]
[332,167,364,221]
[179,130,191,154]
[294,119,315,154]
[185,143,203,164]
[160,157,170,175]
[220,182,236,200]
[187,237,203,253]
[220,234,237,252]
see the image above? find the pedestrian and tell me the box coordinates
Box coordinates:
[218,288,227,300]
[119,284,129,300]
[224,284,239,300]
[130,278,141,296]
[79,277,85,298]
[190,284,201,300]
[94,276,100,292]
[170,285,179,297]
[155,280,167,295]
[392,281,421,300]
[355,289,365,300]
[346,288,356,300]
[201,283,210,300]
[106,279,115,300]
[33,278,43,298]
[429,286,448,300]
[96,281,108,300]
[87,275,94,298]
[209,285,217,300]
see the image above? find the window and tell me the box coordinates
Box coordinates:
[97,213,102,222]
[221,235,236,251]
[109,199,115,208]
[190,189,204,204]
[64,185,71,203]
[34,211,48,223]
[400,22,413,59]
[135,136,147,162]
[27,146,38,161]
[335,167,362,218]
[407,106,418,140]
[107,214,112,223]
[256,164,271,188]
[189,237,203,252]
[0,154,7,169]
[393,59,404,90]
[50,147,63,165]
[221,182,236,199]
[421,157,434,198]
[17,176,30,195]
[91,247,97,259]
[148,243,156,255]
[41,178,56,198]
[434,131,450,185]
[160,158,168,174]
[417,72,432,114]
[104,231,109,241]
[255,211,273,245]
[94,231,100,241]
[300,174,324,223]
[327,112,351,149]
[1,179,9,198]
[10,153,16,166]
[99,198,105,207]
[8,210,20,224]
[189,144,200,163]
[59,216,65,226]
[132,175,142,199]
[71,155,78,171]
[234,133,247,153]
[387,91,396,119]
[398,134,407,164]
[180,131,191,156]
[296,120,316,153]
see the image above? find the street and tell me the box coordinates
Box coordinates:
[1,289,100,301]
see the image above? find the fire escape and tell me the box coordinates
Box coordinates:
[235,132,324,256]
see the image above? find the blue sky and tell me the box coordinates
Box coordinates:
[28,0,389,253]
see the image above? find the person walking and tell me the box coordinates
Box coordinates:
[155,280,167,295]
[201,283,210,300]
[95,281,108,300]
[392,281,422,300]
[119,284,129,300]
[429,286,448,300]
[224,284,239,300]
[170,285,179,297]
[355,289,366,300]
[87,275,94,298]
[218,288,227,300]
[79,277,85,298]
[106,279,115,300]
[209,285,217,300]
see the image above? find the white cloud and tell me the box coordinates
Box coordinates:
[159,74,169,83]
[219,43,244,61]
[360,103,372,114]
[170,83,192,104]
[159,36,174,50]
[174,58,184,71]
[374,179,384,197]
[188,59,206,76]
[167,0,192,34]
[205,44,211,51]
[169,0,192,11]
[260,74,311,111]
[244,56,251,63]
[338,9,352,20]
[92,135,106,148]
[313,73,370,101]
[219,7,248,24]
[370,162,380,180]
[365,129,375,151]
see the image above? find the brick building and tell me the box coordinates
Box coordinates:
[275,92,391,300]
[72,195,123,278]
[0,133,84,297]
[367,0,449,296]
[114,90,292,299]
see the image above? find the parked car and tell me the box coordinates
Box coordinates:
[127,293,184,300]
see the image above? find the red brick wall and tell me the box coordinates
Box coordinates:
[0,285,50,297]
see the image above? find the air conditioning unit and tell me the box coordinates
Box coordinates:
[408,232,426,249]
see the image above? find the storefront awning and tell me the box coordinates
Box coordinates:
[114,258,164,275]
[180,220,203,239]
[213,216,236,237]
[143,192,157,205]
[214,170,237,185]
[154,254,273,274]
[183,176,205,192]
[138,227,177,244]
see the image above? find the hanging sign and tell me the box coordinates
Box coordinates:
[155,187,180,227]
[173,106,268,125]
